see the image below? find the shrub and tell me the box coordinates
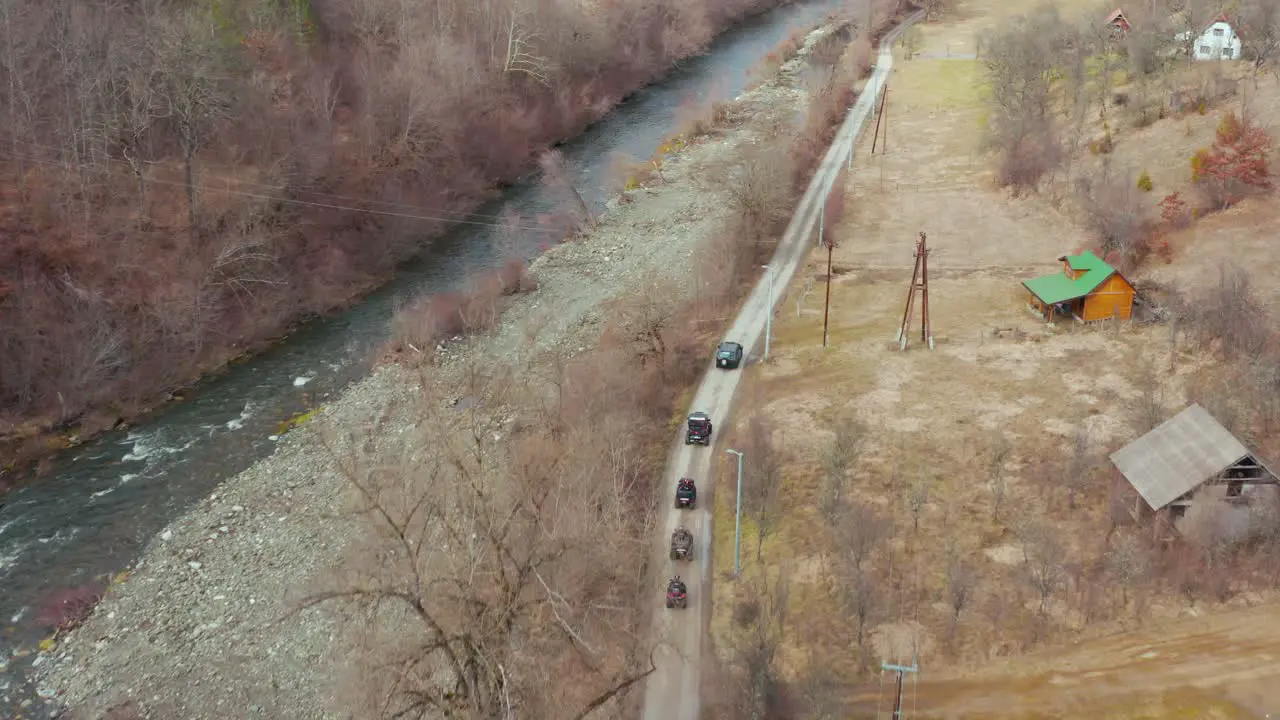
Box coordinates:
[1137,170,1153,192]
[1190,147,1210,181]
[1191,111,1273,208]
[1158,192,1189,228]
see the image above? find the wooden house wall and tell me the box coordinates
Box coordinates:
[1081,273,1135,321]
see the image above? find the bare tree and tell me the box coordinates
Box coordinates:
[1073,166,1153,270]
[296,363,656,719]
[1017,522,1067,618]
[980,4,1069,191]
[988,433,1012,523]
[1182,264,1269,360]
[1130,358,1168,435]
[503,7,551,84]
[906,479,929,533]
[794,653,847,720]
[538,149,594,230]
[1060,422,1093,510]
[724,140,793,255]
[943,550,978,649]
[617,277,677,373]
[1240,0,1280,82]
[742,413,784,561]
[830,499,889,662]
[155,7,235,236]
[832,499,889,575]
[727,572,791,720]
[1172,0,1218,62]
[819,416,865,525]
[1103,531,1152,616]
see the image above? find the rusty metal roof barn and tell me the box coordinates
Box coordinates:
[1110,403,1257,510]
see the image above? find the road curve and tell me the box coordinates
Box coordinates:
[638,12,924,720]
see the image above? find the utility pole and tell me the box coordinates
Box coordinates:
[871,83,890,155]
[823,237,834,348]
[818,192,825,246]
[896,231,933,351]
[878,658,919,720]
[725,449,744,576]
[762,264,774,361]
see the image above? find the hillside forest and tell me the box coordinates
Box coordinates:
[0,0,795,472]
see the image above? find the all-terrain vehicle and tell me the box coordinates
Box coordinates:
[670,526,694,561]
[666,576,689,609]
[716,341,744,369]
[685,412,713,446]
[675,478,697,509]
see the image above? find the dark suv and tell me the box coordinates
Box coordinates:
[716,341,744,369]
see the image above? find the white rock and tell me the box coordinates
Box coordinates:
[161,530,173,541]
[187,562,203,570]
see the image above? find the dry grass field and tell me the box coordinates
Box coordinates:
[706,0,1280,716]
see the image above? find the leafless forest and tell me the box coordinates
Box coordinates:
[0,0,796,471]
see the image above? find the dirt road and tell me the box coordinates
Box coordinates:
[638,13,923,720]
[883,602,1280,718]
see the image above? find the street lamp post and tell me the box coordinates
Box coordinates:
[726,449,744,577]
[762,265,774,362]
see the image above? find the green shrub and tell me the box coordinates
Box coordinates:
[1137,170,1153,192]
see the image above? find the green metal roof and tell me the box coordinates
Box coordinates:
[1022,251,1117,305]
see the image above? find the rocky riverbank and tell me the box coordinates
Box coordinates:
[32,23,845,719]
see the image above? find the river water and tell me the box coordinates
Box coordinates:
[0,0,843,711]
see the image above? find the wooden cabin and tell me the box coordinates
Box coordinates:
[1111,404,1280,542]
[1105,8,1131,35]
[1023,251,1135,323]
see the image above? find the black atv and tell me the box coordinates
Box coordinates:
[685,412,712,446]
[675,478,697,509]
[716,341,744,369]
[670,526,694,560]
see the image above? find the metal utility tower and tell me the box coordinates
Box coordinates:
[896,232,933,351]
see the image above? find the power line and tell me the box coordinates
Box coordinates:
[1,136,559,224]
[0,141,569,232]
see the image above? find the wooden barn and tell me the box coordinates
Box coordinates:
[1023,251,1135,323]
[1110,403,1280,541]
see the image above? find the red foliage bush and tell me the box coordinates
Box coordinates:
[1158,191,1190,228]
[1191,111,1273,209]
[36,581,106,631]
[387,259,538,359]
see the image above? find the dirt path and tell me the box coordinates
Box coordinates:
[877,602,1280,718]
[638,14,922,720]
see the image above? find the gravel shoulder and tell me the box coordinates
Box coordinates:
[34,26,840,720]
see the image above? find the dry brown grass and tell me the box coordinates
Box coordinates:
[709,0,1280,713]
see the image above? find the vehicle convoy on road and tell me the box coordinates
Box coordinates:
[684,412,713,445]
[670,526,694,561]
[666,576,688,609]
[716,341,744,369]
[674,478,697,509]
[642,13,918,719]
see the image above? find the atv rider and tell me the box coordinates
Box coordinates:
[669,575,687,595]
[675,477,697,507]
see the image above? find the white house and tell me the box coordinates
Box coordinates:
[1174,14,1242,60]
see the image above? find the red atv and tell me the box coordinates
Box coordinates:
[666,576,689,609]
